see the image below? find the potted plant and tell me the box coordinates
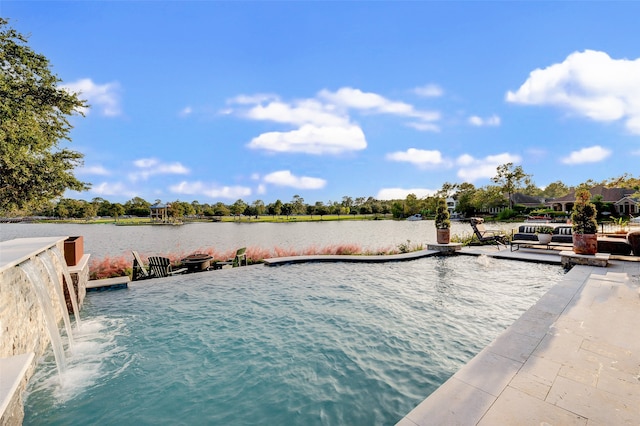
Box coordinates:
[435,198,451,244]
[571,188,598,254]
[536,226,554,245]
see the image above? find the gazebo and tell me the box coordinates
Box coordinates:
[149,202,169,222]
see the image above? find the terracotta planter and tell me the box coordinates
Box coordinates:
[64,236,84,266]
[436,228,451,244]
[572,233,597,255]
[627,230,640,256]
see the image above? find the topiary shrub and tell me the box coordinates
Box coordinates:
[571,188,598,234]
[435,198,451,229]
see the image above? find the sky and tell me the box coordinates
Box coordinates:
[3,1,640,205]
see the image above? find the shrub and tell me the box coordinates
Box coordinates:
[571,188,598,234]
[435,198,451,229]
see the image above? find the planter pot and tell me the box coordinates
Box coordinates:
[436,228,451,244]
[64,236,84,266]
[573,233,597,255]
[627,230,640,256]
[537,234,552,245]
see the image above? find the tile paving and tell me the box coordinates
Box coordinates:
[397,248,640,425]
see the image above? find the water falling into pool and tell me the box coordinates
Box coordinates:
[20,260,67,375]
[24,256,564,425]
[40,251,75,349]
[51,246,82,330]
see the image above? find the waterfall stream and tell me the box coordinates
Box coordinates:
[20,260,67,376]
[51,246,82,330]
[40,251,75,349]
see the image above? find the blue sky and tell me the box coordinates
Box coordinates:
[4,1,640,205]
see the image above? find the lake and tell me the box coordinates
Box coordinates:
[1,220,523,261]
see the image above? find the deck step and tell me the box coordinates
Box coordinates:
[87,276,130,292]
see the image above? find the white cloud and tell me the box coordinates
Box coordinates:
[406,122,440,132]
[77,165,111,176]
[376,187,437,200]
[632,149,640,156]
[89,182,137,197]
[179,106,193,117]
[386,148,448,169]
[61,78,121,116]
[506,50,640,134]
[245,99,349,127]
[414,84,444,98]
[229,86,442,155]
[169,181,252,199]
[561,145,611,165]
[455,153,522,181]
[318,87,440,122]
[230,93,279,105]
[468,114,501,127]
[263,170,327,189]
[129,158,190,181]
[247,124,367,155]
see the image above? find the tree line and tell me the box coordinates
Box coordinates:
[21,169,640,220]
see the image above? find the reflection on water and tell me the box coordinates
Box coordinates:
[2,220,523,260]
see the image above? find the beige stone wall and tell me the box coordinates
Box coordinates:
[0,243,88,425]
[0,264,52,362]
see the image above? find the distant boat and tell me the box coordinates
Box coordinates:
[406,214,423,221]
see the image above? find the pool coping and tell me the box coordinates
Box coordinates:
[395,258,640,425]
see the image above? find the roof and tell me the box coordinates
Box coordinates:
[550,186,638,203]
[512,193,546,205]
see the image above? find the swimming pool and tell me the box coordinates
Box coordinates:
[24,255,563,425]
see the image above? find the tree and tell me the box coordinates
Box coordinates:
[109,203,125,221]
[405,193,420,216]
[491,163,530,209]
[291,195,305,215]
[124,197,151,216]
[454,182,477,217]
[0,19,89,214]
[541,181,570,199]
[252,199,266,217]
[230,199,247,218]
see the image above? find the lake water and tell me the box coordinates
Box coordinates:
[23,256,563,425]
[1,220,523,261]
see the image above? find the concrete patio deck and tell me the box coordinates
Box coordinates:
[397,254,640,425]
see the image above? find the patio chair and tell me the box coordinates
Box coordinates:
[469,217,508,248]
[214,247,247,269]
[148,256,188,278]
[132,250,151,281]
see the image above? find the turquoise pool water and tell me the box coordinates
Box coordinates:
[24,256,563,425]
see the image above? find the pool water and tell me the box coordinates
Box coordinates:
[24,256,564,425]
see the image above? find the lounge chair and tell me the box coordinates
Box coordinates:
[469,217,508,248]
[132,250,151,281]
[214,247,247,269]
[148,256,188,278]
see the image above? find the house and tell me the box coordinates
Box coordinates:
[547,186,640,216]
[511,193,546,209]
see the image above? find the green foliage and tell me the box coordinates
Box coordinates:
[571,188,598,234]
[435,198,450,229]
[396,240,424,253]
[496,208,518,220]
[491,163,530,209]
[0,19,88,214]
[536,226,554,235]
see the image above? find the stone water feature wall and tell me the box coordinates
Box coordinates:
[0,237,89,426]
